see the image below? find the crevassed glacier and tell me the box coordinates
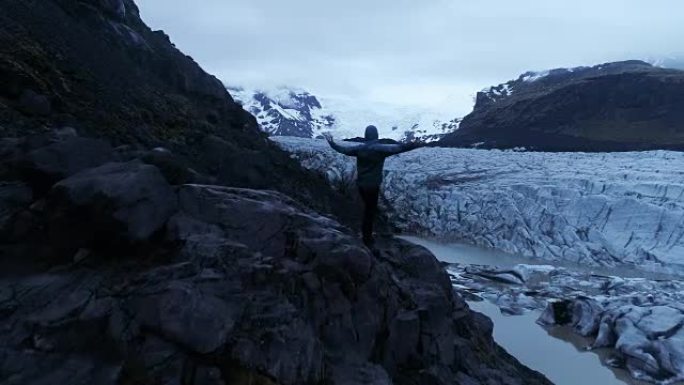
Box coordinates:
[273,136,684,275]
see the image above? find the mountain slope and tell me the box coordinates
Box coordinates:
[230,86,461,142]
[0,0,366,224]
[440,60,684,151]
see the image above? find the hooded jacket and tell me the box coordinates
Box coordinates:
[327,125,420,188]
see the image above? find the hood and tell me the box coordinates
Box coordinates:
[364,125,379,141]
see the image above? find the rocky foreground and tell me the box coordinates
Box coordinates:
[274,137,684,276]
[0,130,552,385]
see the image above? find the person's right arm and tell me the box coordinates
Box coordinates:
[323,133,361,156]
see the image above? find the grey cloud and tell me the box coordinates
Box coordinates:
[137,0,684,114]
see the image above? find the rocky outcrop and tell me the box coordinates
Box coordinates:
[49,160,177,250]
[16,134,115,193]
[440,60,684,151]
[0,130,551,385]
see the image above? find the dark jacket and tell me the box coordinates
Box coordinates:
[327,126,420,188]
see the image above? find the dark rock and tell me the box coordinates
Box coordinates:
[48,160,177,252]
[140,147,205,185]
[0,138,21,161]
[128,282,239,354]
[0,182,33,235]
[51,127,79,141]
[383,311,420,374]
[17,137,115,193]
[18,89,51,116]
[329,363,392,385]
[0,184,553,385]
[197,135,273,188]
[77,0,127,21]
[100,0,127,20]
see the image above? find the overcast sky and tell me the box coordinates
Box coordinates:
[137,0,684,116]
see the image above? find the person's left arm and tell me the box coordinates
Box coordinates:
[373,140,425,156]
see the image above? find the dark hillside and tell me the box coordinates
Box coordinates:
[440,60,684,151]
[0,0,358,222]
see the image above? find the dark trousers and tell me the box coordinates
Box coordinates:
[358,186,380,245]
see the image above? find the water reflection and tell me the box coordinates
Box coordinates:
[399,235,684,385]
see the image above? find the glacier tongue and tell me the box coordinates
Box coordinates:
[273,136,684,275]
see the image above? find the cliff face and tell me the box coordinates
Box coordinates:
[0,1,551,384]
[440,60,684,151]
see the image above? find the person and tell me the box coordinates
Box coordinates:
[323,125,423,248]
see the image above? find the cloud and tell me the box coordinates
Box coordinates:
[137,0,684,115]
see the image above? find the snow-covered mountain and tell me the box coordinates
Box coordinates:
[473,60,659,108]
[649,55,684,70]
[228,86,461,142]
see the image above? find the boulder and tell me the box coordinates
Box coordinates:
[18,89,51,116]
[18,137,115,193]
[140,147,207,185]
[48,160,176,251]
[0,182,32,234]
[0,139,22,169]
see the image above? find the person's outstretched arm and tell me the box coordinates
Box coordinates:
[372,140,425,157]
[323,133,361,156]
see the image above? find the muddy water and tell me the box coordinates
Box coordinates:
[399,236,677,385]
[400,236,678,280]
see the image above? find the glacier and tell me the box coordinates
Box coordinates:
[273,136,684,276]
